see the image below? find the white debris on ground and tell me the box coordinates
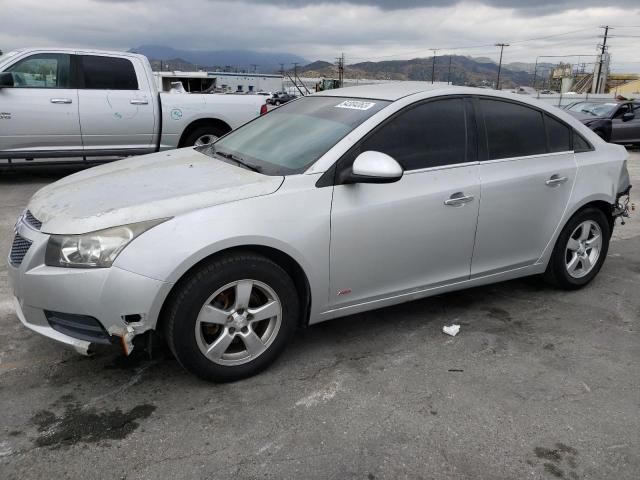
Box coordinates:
[442,324,461,337]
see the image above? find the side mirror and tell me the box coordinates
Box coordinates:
[622,112,635,122]
[0,72,14,88]
[342,151,404,184]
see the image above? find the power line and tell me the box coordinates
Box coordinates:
[347,27,597,62]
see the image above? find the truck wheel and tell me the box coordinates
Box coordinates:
[164,252,300,382]
[183,125,227,147]
[543,207,610,290]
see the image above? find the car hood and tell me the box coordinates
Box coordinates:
[566,111,605,123]
[27,148,284,234]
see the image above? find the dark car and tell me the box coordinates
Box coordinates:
[566,101,640,144]
[267,91,296,106]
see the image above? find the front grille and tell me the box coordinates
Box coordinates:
[45,311,113,345]
[9,233,32,266]
[24,210,42,230]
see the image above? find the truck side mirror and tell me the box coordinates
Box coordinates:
[0,72,14,88]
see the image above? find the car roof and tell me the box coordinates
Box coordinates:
[315,82,456,101]
[314,82,558,104]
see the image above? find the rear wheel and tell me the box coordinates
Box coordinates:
[543,208,610,290]
[164,253,299,382]
[183,125,227,147]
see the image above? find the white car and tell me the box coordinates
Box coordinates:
[8,83,632,382]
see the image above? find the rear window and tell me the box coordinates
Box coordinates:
[480,99,547,160]
[80,55,138,90]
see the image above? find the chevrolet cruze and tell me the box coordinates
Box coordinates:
[8,83,632,382]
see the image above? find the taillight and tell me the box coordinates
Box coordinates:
[260,103,268,115]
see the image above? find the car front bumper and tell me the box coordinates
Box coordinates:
[7,217,173,355]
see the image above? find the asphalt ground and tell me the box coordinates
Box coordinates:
[0,151,638,480]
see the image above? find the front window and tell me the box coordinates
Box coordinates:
[201,96,390,175]
[567,102,618,117]
[6,53,71,88]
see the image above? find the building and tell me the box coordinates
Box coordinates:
[615,78,640,96]
[153,71,283,93]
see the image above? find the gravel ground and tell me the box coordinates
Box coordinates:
[0,151,638,480]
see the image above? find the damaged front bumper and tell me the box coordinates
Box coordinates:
[7,218,173,355]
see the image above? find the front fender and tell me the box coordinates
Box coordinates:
[113,178,333,320]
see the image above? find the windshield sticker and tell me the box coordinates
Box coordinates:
[335,100,376,111]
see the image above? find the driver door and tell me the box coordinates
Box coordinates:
[328,98,480,311]
[611,103,640,143]
[0,53,81,156]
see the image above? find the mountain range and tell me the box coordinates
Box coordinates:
[133,45,554,88]
[129,45,307,73]
[299,56,555,88]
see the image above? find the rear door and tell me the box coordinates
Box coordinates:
[329,98,480,309]
[77,55,155,153]
[471,98,576,277]
[0,53,81,156]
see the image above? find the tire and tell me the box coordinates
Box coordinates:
[543,207,611,290]
[182,125,227,147]
[164,252,299,382]
[275,100,281,106]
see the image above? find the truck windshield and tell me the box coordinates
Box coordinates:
[202,96,390,175]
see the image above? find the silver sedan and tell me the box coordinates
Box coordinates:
[8,83,632,381]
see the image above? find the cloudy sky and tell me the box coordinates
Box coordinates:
[2,0,640,70]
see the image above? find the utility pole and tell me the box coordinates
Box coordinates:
[335,53,345,88]
[495,43,509,90]
[447,55,453,85]
[431,49,439,84]
[250,64,258,73]
[594,25,610,94]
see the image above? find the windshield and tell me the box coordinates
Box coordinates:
[202,96,390,175]
[568,102,618,117]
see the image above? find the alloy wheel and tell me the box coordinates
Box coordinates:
[565,220,602,279]
[195,279,282,366]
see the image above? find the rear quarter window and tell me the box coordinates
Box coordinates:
[545,114,571,153]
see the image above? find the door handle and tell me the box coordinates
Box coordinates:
[50,98,72,104]
[545,175,568,186]
[130,99,149,105]
[444,192,475,206]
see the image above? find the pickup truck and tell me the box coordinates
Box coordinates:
[0,48,268,165]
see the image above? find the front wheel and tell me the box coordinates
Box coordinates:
[164,253,300,382]
[543,207,611,290]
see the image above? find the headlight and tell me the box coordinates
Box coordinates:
[45,219,168,268]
